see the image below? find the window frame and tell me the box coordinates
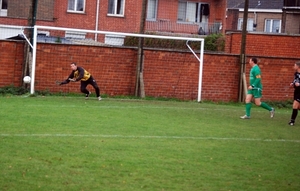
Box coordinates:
[264,19,281,33]
[0,0,7,17]
[146,0,158,21]
[107,0,125,17]
[237,18,254,31]
[177,1,209,23]
[67,0,86,13]
[65,31,86,39]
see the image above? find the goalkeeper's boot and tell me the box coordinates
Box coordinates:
[270,108,275,118]
[85,92,91,99]
[98,96,102,101]
[240,115,250,119]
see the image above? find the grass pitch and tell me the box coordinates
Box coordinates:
[0,96,299,191]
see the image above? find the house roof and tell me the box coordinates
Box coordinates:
[227,0,283,9]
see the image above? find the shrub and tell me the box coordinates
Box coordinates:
[204,33,225,51]
[0,85,28,95]
[124,32,225,52]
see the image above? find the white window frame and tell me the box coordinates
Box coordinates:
[107,0,125,17]
[0,0,7,17]
[146,0,158,20]
[264,19,281,33]
[67,0,85,13]
[65,31,86,39]
[37,31,50,36]
[177,1,209,23]
[237,18,254,31]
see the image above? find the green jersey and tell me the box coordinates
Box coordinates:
[249,65,262,89]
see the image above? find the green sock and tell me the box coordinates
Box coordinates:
[246,103,252,117]
[260,102,272,111]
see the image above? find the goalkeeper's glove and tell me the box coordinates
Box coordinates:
[59,80,68,85]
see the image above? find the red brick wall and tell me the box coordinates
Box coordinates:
[1,40,298,102]
[37,0,55,21]
[1,0,142,32]
[98,0,141,33]
[1,0,226,35]
[0,41,24,87]
[34,44,137,96]
[225,32,300,58]
[31,44,242,101]
[7,0,31,19]
[142,51,240,101]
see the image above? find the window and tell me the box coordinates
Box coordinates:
[37,31,50,36]
[177,1,209,23]
[0,26,24,39]
[147,0,157,20]
[265,19,281,33]
[108,0,125,16]
[0,0,7,16]
[68,0,85,12]
[237,18,254,31]
[65,31,86,39]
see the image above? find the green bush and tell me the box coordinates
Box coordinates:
[204,33,225,51]
[124,36,197,50]
[0,85,28,95]
[124,32,225,52]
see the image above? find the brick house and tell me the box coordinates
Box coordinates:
[226,0,300,34]
[0,0,227,41]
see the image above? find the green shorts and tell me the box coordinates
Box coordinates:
[247,88,262,98]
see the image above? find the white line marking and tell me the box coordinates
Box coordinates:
[1,134,299,143]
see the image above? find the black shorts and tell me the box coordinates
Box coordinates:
[294,91,300,103]
[80,76,99,89]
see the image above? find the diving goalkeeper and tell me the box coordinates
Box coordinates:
[60,62,101,101]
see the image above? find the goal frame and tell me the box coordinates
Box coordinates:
[30,25,204,102]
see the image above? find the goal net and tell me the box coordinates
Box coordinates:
[30,25,204,101]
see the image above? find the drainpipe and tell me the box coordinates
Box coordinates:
[253,1,261,32]
[95,0,100,41]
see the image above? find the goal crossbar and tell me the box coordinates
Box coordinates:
[31,25,204,102]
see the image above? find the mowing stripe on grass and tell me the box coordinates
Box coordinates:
[20,104,291,114]
[1,134,299,143]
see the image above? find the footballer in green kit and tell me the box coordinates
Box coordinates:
[240,57,275,119]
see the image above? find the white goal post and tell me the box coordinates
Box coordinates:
[30,25,204,102]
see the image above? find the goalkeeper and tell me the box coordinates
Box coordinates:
[240,57,275,119]
[60,62,101,101]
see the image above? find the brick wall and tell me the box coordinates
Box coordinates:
[0,40,24,87]
[37,0,54,21]
[1,0,227,35]
[285,14,300,34]
[98,0,142,33]
[7,0,31,19]
[225,32,300,58]
[34,44,137,96]
[1,39,299,102]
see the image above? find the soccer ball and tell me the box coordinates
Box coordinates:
[23,76,31,84]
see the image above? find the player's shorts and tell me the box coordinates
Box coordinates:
[247,88,262,98]
[294,91,300,103]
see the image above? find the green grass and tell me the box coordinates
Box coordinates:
[0,96,299,191]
